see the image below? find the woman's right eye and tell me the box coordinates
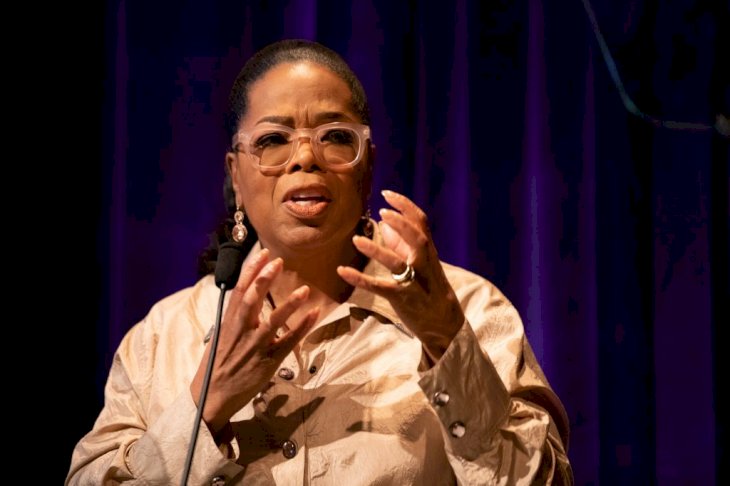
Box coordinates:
[254,132,289,148]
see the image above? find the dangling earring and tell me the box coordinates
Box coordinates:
[360,208,374,238]
[232,207,248,243]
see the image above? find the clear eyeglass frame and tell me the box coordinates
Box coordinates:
[232,121,372,173]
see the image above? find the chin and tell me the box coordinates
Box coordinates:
[272,221,355,254]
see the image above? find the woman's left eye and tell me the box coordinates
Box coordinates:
[321,129,354,145]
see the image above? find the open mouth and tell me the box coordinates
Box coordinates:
[289,192,331,205]
[283,186,333,217]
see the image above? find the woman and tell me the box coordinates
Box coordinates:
[67,39,573,485]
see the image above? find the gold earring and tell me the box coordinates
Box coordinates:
[233,207,248,243]
[360,208,374,238]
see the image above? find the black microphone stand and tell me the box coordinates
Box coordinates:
[180,242,243,485]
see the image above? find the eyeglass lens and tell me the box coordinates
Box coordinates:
[250,126,361,167]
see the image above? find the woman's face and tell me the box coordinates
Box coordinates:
[227,61,371,257]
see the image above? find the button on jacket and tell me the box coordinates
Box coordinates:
[67,232,572,485]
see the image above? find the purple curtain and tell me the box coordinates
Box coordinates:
[59,0,727,484]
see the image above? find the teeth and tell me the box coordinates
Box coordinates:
[291,191,324,199]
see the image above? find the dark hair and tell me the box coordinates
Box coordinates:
[197,39,371,277]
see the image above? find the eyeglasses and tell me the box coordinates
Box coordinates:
[232,122,372,173]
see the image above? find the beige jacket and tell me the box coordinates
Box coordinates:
[67,239,572,485]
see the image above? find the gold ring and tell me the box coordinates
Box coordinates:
[391,262,415,285]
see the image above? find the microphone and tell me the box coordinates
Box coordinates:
[215,242,246,288]
[181,242,244,485]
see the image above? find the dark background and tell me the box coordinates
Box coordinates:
[44,0,727,484]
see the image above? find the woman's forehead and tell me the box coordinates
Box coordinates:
[250,62,351,102]
[243,62,356,126]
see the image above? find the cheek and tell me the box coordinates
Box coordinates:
[234,163,275,213]
[339,172,367,215]
[353,163,372,205]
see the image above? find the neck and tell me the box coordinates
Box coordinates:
[264,237,366,306]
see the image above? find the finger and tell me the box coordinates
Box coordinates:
[239,257,283,324]
[379,209,428,253]
[381,190,429,230]
[234,248,271,292]
[379,221,422,270]
[223,250,273,331]
[352,234,405,273]
[265,285,310,336]
[275,307,320,351]
[337,265,400,293]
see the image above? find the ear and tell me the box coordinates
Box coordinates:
[225,152,241,206]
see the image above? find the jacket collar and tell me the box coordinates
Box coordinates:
[196,221,410,341]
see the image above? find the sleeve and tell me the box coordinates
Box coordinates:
[418,301,573,485]
[65,322,245,485]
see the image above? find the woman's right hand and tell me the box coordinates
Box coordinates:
[189,248,319,437]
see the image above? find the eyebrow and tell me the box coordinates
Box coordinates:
[255,115,293,125]
[255,112,353,126]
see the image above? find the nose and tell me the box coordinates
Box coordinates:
[286,137,324,173]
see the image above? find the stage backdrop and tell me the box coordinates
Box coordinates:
[60,0,728,484]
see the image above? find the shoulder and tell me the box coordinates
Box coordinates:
[123,275,219,346]
[107,276,219,400]
[440,260,511,308]
[440,260,523,337]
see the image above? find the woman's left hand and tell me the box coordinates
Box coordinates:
[337,190,465,363]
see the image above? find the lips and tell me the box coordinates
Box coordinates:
[282,184,333,218]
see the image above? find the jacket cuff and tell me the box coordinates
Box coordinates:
[418,321,510,460]
[126,391,243,484]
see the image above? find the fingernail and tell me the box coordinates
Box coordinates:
[381,189,395,197]
[262,258,282,277]
[292,286,309,299]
